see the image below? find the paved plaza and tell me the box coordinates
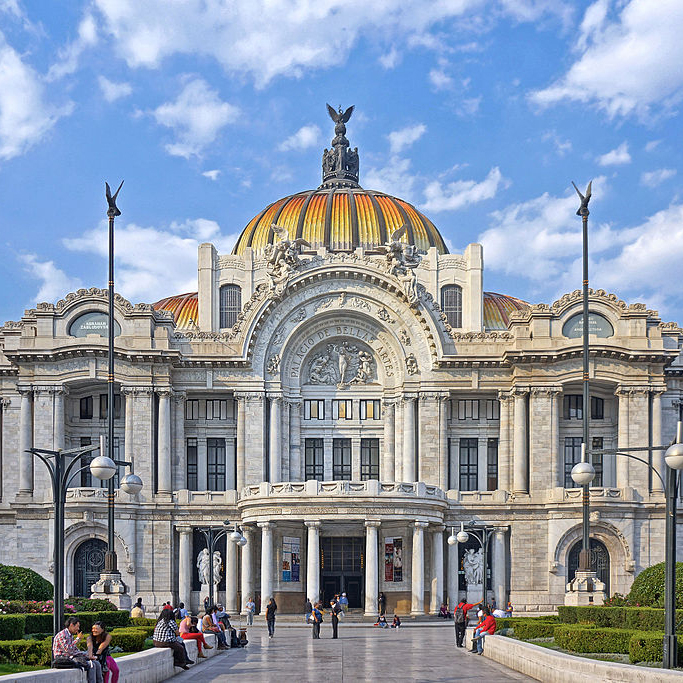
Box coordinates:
[174,624,533,682]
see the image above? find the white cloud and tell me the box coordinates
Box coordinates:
[202,169,221,181]
[364,157,417,203]
[19,253,82,305]
[429,67,453,91]
[63,218,240,303]
[576,0,609,52]
[640,168,676,188]
[152,79,238,158]
[47,13,98,81]
[422,167,506,212]
[456,96,482,117]
[0,33,73,160]
[530,0,683,118]
[645,140,661,152]
[542,130,572,156]
[387,123,426,155]
[596,142,631,166]
[278,124,322,152]
[379,47,400,69]
[98,76,132,102]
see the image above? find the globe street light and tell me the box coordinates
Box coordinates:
[120,472,143,495]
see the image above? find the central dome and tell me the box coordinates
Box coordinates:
[233,104,448,255]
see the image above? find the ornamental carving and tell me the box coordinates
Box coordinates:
[264,224,310,298]
[290,307,307,323]
[377,307,395,323]
[405,353,418,375]
[378,225,422,304]
[306,341,376,388]
[266,354,281,376]
[399,329,411,345]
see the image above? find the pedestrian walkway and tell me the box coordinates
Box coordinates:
[173,624,534,682]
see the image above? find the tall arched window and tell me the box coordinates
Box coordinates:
[219,284,241,329]
[441,285,462,328]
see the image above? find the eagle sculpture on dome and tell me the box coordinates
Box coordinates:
[326,104,354,124]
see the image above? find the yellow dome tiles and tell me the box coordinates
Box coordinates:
[232,188,449,255]
[483,291,529,330]
[153,292,198,328]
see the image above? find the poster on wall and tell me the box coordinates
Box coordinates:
[282,537,301,582]
[384,537,403,582]
[393,537,403,582]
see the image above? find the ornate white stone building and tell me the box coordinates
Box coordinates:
[1,109,682,615]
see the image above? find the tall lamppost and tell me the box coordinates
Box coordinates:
[448,521,496,605]
[24,445,142,637]
[572,420,683,668]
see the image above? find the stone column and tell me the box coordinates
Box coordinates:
[403,398,416,482]
[512,388,528,494]
[492,527,508,608]
[305,521,321,603]
[550,389,562,488]
[178,526,193,610]
[240,527,254,615]
[259,522,274,603]
[382,402,395,482]
[447,534,459,610]
[364,521,380,615]
[497,392,512,492]
[18,387,33,495]
[172,392,186,490]
[652,389,665,494]
[226,534,238,612]
[235,395,246,491]
[157,390,172,494]
[429,525,445,615]
[289,401,302,481]
[54,388,66,451]
[281,400,290,482]
[411,521,428,614]
[438,396,449,491]
[616,388,630,488]
[394,399,404,481]
[269,397,281,483]
[123,388,135,469]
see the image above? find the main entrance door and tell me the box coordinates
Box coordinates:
[321,537,364,608]
[74,538,107,597]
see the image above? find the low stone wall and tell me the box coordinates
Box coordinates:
[5,633,219,683]
[465,630,683,682]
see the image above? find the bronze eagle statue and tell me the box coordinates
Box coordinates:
[105,180,124,217]
[326,104,354,124]
[572,180,592,217]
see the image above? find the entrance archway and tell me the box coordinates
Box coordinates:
[73,538,107,597]
[567,538,610,596]
[321,537,364,608]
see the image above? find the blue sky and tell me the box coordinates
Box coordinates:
[1,0,683,325]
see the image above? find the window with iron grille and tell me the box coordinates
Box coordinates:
[459,438,478,491]
[359,399,381,420]
[99,394,121,420]
[187,437,198,490]
[185,399,199,420]
[207,438,226,491]
[485,399,500,420]
[591,436,604,487]
[564,436,583,487]
[304,399,325,420]
[332,399,353,420]
[458,399,479,420]
[333,438,352,480]
[441,285,462,328]
[361,438,380,481]
[80,396,93,420]
[487,438,498,491]
[305,438,324,481]
[219,284,241,329]
[206,399,228,420]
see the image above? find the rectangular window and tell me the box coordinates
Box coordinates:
[458,399,479,420]
[206,399,228,420]
[80,396,93,420]
[304,399,325,420]
[485,399,500,420]
[563,395,583,420]
[185,399,199,420]
[219,284,241,329]
[361,438,380,481]
[187,438,198,490]
[591,436,604,487]
[332,399,353,420]
[359,399,381,420]
[99,394,121,420]
[305,438,324,481]
[80,437,93,486]
[487,438,498,491]
[591,396,604,420]
[207,438,226,490]
[441,285,462,328]
[332,438,352,480]
[564,436,583,487]
[459,438,478,491]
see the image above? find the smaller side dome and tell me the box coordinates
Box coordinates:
[153,292,198,329]
[483,292,529,330]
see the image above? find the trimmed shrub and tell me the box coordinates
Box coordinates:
[0,638,51,665]
[574,606,625,628]
[71,598,118,612]
[557,606,577,623]
[95,610,130,629]
[24,613,53,634]
[628,561,683,608]
[514,620,557,640]
[8,567,52,601]
[71,612,99,633]
[109,627,148,652]
[554,625,636,654]
[130,617,156,628]
[0,566,25,600]
[0,615,25,640]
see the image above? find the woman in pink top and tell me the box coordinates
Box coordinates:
[179,616,213,657]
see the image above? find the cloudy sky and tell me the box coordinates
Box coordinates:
[1,0,682,324]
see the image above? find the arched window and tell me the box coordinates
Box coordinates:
[219,284,241,329]
[441,285,462,328]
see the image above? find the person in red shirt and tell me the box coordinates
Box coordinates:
[472,610,496,655]
[453,599,481,648]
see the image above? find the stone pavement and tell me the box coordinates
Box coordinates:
[173,624,534,682]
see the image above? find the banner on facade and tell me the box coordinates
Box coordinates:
[394,537,403,582]
[282,536,301,582]
[384,537,403,582]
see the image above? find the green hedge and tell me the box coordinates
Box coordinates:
[0,615,25,640]
[109,627,148,652]
[0,565,53,601]
[130,617,156,628]
[626,632,683,664]
[24,613,53,634]
[514,620,558,640]
[628,562,683,608]
[0,638,51,665]
[71,598,119,612]
[558,605,683,631]
[554,625,637,654]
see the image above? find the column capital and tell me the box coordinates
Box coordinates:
[364,520,381,528]
[257,521,275,529]
[176,525,193,535]
[511,386,530,398]
[172,391,187,404]
[121,385,154,396]
[156,388,173,398]
[431,524,446,533]
[17,385,33,397]
[33,385,63,395]
[304,520,321,529]
[1,397,11,408]
[497,390,513,404]
[414,521,429,529]
[650,385,667,397]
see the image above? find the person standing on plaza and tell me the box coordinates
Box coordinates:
[339,592,348,615]
[330,599,342,639]
[304,598,313,624]
[265,597,277,639]
[203,595,210,614]
[378,592,387,617]
[454,599,481,648]
[311,602,322,639]
[245,596,255,626]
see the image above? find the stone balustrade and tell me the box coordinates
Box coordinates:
[240,480,446,499]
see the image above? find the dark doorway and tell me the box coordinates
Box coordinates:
[321,537,364,608]
[567,538,610,596]
[74,538,107,597]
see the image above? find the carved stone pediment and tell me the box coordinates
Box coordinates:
[306,340,376,388]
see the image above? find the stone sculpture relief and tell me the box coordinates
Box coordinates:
[379,224,422,304]
[306,341,376,388]
[266,354,280,375]
[463,548,484,585]
[405,353,418,375]
[197,547,222,586]
[264,223,310,298]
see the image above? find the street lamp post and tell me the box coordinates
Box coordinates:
[572,420,683,669]
[448,521,496,605]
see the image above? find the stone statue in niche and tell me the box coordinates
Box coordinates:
[463,548,484,586]
[378,224,422,304]
[197,548,211,585]
[264,223,311,298]
[306,342,376,387]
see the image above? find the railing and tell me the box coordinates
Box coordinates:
[241,480,446,499]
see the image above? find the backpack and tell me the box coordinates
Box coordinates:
[454,605,466,624]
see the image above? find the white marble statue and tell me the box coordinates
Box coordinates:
[197,548,211,585]
[212,550,222,585]
[463,548,484,585]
